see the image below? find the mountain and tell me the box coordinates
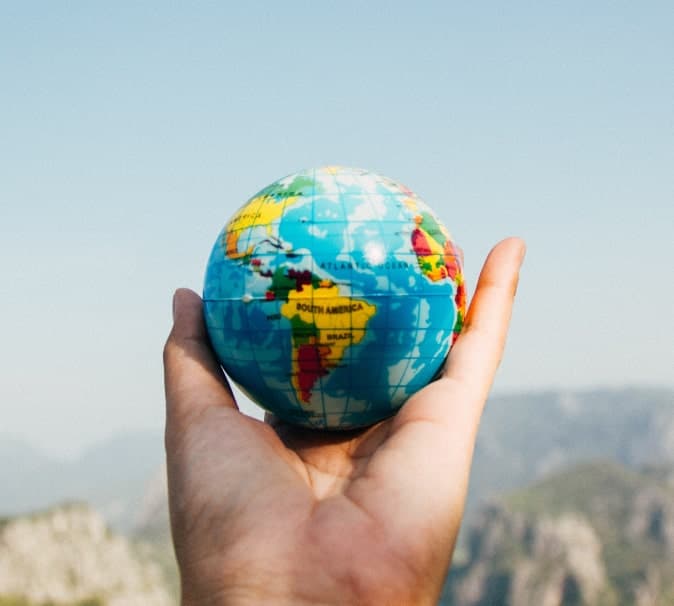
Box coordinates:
[442,461,674,605]
[0,431,164,531]
[0,437,51,476]
[467,387,674,511]
[0,503,175,606]
[2,387,672,604]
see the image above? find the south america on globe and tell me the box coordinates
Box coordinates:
[203,166,466,429]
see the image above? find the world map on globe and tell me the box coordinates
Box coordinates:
[203,166,466,429]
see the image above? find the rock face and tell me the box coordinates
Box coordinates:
[450,507,609,606]
[0,503,174,606]
[443,462,674,606]
[509,514,606,606]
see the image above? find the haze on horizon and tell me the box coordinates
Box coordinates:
[1,2,672,459]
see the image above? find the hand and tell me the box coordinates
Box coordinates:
[163,237,525,606]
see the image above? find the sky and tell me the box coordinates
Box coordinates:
[1,2,672,459]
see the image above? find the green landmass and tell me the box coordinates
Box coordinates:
[419,210,447,242]
[267,267,322,302]
[288,314,318,344]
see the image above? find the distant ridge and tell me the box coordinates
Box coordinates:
[3,387,671,531]
[0,431,164,531]
[468,386,674,509]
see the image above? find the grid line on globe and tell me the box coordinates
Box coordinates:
[203,166,466,429]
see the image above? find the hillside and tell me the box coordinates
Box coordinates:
[443,461,674,605]
[0,503,175,606]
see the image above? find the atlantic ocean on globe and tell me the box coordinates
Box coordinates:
[203,166,466,429]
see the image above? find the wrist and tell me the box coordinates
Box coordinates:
[181,589,333,606]
[180,580,338,606]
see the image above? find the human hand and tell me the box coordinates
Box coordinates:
[163,237,525,606]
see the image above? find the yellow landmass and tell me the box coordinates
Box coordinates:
[401,197,418,212]
[281,284,376,344]
[224,193,301,258]
[280,284,377,403]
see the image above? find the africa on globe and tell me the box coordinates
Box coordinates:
[203,166,466,429]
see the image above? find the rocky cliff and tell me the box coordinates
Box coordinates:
[0,503,174,606]
[443,461,674,606]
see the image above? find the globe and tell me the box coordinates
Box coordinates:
[203,166,466,429]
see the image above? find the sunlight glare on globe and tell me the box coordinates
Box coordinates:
[203,166,466,429]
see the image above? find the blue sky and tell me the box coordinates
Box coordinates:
[1,2,672,458]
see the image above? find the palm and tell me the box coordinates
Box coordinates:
[164,238,524,605]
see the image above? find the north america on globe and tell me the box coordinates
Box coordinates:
[203,166,466,429]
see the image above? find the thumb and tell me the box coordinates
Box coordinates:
[163,288,237,429]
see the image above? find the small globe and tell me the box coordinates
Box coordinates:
[203,166,466,429]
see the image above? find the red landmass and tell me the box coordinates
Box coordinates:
[455,281,466,311]
[411,228,433,256]
[296,343,331,403]
[287,269,314,292]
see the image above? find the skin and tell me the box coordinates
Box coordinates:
[163,237,525,606]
